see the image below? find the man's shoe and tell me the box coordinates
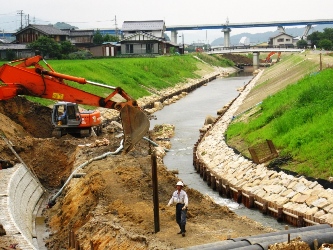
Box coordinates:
[182,232,185,237]
[177,231,182,234]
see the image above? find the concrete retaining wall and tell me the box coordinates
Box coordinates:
[195,70,333,227]
[0,164,45,249]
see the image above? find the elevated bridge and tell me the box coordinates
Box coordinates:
[166,19,333,46]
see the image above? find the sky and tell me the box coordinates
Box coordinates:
[1,0,333,44]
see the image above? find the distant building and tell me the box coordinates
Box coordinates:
[0,44,33,59]
[269,33,295,48]
[14,24,68,43]
[120,20,178,55]
[65,29,94,48]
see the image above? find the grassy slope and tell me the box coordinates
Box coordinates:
[226,52,333,180]
[13,54,229,106]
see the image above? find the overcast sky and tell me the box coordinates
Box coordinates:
[1,0,333,43]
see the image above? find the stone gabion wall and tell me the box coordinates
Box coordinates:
[195,70,333,227]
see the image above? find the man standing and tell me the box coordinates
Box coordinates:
[167,181,188,237]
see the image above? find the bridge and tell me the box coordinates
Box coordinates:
[206,47,304,69]
[167,19,333,46]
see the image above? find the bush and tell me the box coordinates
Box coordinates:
[68,50,93,60]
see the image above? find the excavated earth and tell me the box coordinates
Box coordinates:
[1,52,331,249]
[0,96,273,249]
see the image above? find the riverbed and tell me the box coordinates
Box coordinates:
[150,74,292,230]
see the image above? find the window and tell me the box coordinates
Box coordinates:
[277,38,284,42]
[126,44,133,53]
[286,38,291,42]
[146,43,154,53]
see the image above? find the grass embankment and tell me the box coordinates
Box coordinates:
[226,63,333,180]
[19,53,232,106]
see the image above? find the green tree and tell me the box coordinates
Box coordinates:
[93,30,104,44]
[318,39,333,50]
[322,28,333,42]
[103,34,119,42]
[60,41,77,55]
[27,36,61,58]
[297,39,308,49]
[307,31,322,48]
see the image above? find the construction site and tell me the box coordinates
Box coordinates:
[1,51,333,250]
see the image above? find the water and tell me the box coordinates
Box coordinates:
[150,75,291,230]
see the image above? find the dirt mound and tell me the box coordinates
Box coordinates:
[221,53,253,65]
[0,97,274,249]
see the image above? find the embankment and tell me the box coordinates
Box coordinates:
[194,70,333,227]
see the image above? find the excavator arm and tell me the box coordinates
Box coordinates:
[0,56,150,153]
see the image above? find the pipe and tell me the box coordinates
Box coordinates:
[176,240,246,250]
[244,228,333,250]
[47,139,124,207]
[143,136,171,152]
[232,223,330,241]
[176,224,333,250]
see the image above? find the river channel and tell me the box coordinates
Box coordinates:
[150,73,292,231]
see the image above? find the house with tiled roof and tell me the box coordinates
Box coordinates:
[268,32,295,48]
[120,20,178,55]
[14,24,68,43]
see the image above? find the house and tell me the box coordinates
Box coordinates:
[14,24,68,43]
[120,20,178,55]
[65,29,95,48]
[268,33,295,48]
[0,44,34,59]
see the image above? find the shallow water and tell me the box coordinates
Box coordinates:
[150,75,292,230]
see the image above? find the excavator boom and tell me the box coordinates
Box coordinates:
[0,56,149,153]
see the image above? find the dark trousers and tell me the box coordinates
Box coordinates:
[176,203,187,229]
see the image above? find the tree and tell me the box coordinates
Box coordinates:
[103,34,119,43]
[27,36,61,58]
[322,28,333,42]
[307,31,322,48]
[93,30,104,44]
[318,39,333,50]
[60,41,77,55]
[297,39,308,49]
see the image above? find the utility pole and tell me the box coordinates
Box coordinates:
[114,15,118,38]
[17,10,24,30]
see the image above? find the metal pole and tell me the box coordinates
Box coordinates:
[182,33,184,54]
[151,151,160,233]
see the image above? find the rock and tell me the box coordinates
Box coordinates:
[153,101,163,110]
[204,115,217,125]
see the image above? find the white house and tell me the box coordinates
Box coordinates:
[269,33,295,48]
[120,20,178,55]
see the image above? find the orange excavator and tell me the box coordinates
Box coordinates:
[0,55,150,153]
[265,51,281,63]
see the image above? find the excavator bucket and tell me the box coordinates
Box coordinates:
[120,105,150,153]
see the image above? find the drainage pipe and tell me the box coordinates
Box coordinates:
[177,224,332,250]
[143,136,171,152]
[47,139,124,207]
[232,223,330,241]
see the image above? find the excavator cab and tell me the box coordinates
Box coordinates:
[52,102,81,127]
[51,102,103,138]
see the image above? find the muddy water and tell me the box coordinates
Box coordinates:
[150,74,291,230]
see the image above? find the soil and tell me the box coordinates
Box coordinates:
[1,52,331,249]
[0,96,274,250]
